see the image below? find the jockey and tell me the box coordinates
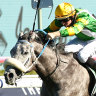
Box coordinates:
[44,2,96,70]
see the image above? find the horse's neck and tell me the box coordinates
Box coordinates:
[33,41,76,80]
[33,42,58,78]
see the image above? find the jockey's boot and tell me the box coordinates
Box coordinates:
[86,57,96,71]
[73,53,96,69]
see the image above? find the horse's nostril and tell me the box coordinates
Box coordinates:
[9,73,14,78]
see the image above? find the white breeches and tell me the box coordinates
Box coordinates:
[64,37,96,63]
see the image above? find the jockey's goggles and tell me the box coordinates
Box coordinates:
[57,16,73,22]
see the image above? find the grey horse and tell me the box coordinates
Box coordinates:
[4,31,95,96]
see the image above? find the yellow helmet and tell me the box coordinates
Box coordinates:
[55,2,76,19]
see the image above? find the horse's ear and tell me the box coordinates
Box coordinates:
[19,32,24,37]
[29,31,33,36]
[28,31,38,42]
[28,31,35,42]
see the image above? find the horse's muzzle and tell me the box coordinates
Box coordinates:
[4,72,16,85]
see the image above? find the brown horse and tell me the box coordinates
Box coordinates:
[4,31,95,96]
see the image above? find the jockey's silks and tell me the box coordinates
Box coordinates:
[44,9,96,41]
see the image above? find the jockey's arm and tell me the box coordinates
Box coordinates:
[44,16,89,39]
[46,17,89,39]
[44,19,62,33]
[59,17,89,37]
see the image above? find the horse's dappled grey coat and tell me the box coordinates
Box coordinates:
[4,32,95,96]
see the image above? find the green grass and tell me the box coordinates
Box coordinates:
[0,63,37,76]
[0,70,37,76]
[25,70,37,75]
[0,70,4,76]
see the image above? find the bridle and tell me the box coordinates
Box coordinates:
[16,36,50,72]
[18,31,69,80]
[17,33,61,78]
